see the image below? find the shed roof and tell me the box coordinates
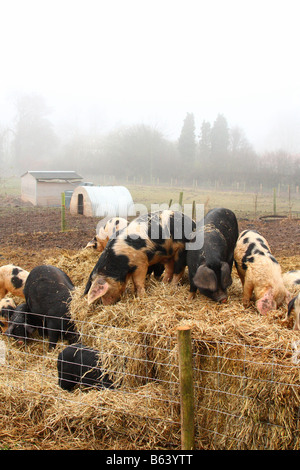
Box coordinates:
[21,171,83,181]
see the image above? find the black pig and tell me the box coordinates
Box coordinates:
[57,342,113,391]
[187,208,239,302]
[6,265,79,349]
[5,302,35,341]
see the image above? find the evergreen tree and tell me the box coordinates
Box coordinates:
[198,120,211,161]
[210,113,230,181]
[211,113,229,162]
[178,113,196,179]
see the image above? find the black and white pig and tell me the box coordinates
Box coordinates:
[234,230,291,314]
[0,297,16,319]
[84,210,196,305]
[57,342,113,391]
[187,208,239,303]
[283,270,300,291]
[6,265,79,349]
[288,294,300,330]
[85,217,129,252]
[0,264,29,299]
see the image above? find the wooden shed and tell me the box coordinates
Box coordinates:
[21,171,83,206]
[69,185,136,218]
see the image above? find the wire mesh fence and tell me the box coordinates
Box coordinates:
[1,308,300,450]
[0,188,300,449]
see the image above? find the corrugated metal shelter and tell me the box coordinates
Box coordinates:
[69,185,136,218]
[21,171,83,206]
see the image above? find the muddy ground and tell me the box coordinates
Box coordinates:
[0,195,299,272]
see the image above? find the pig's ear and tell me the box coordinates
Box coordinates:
[96,234,105,248]
[288,297,296,316]
[87,277,109,305]
[220,262,232,289]
[193,265,217,292]
[256,288,275,315]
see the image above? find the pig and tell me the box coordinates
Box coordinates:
[0,297,16,319]
[187,208,239,303]
[85,217,129,252]
[0,297,16,333]
[4,303,34,340]
[288,294,300,330]
[0,264,29,299]
[84,210,196,305]
[234,230,291,314]
[283,270,300,291]
[57,342,113,391]
[6,265,79,349]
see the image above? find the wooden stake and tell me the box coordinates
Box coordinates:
[177,326,195,450]
[61,192,66,232]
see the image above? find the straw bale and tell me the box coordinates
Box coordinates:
[1,248,300,449]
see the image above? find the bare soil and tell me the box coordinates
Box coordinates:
[0,195,299,271]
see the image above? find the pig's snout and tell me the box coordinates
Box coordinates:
[212,291,228,303]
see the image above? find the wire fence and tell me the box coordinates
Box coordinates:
[0,189,300,449]
[1,308,300,450]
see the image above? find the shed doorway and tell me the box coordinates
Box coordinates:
[78,194,84,215]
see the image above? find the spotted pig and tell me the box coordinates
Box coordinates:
[84,210,196,305]
[0,265,29,300]
[283,270,300,330]
[85,217,129,252]
[288,294,300,330]
[0,297,16,333]
[234,230,291,314]
[283,270,300,292]
[0,297,16,319]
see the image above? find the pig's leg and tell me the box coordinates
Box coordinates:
[46,318,63,350]
[162,259,175,283]
[131,264,148,297]
[188,290,196,300]
[242,278,254,307]
[0,288,7,300]
[172,269,185,285]
[235,265,245,285]
[172,249,186,284]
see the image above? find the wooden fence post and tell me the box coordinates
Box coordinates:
[192,200,196,221]
[273,187,277,215]
[177,326,195,450]
[179,191,183,209]
[61,192,66,232]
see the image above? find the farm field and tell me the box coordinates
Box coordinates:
[1,176,300,218]
[0,180,300,450]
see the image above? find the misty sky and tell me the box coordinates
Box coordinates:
[1,0,300,153]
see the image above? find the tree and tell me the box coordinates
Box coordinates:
[178,113,196,179]
[13,93,59,171]
[198,120,211,161]
[228,126,258,183]
[210,113,230,181]
[211,114,229,162]
[99,124,176,182]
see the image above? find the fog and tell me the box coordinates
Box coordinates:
[0,0,300,181]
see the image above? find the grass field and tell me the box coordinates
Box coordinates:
[1,176,300,219]
[127,184,300,218]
